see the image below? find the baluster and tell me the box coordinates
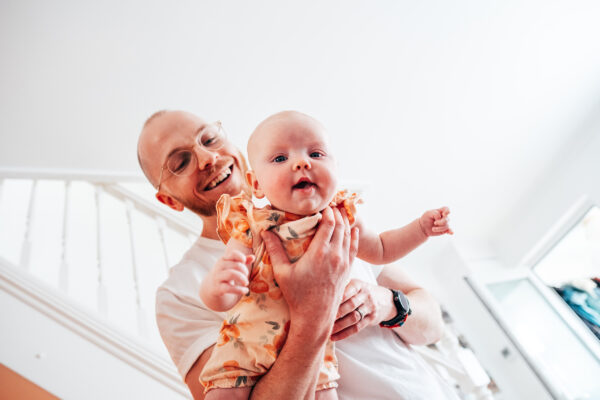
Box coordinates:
[20,179,38,270]
[155,216,171,274]
[125,199,147,338]
[59,181,71,293]
[95,185,108,317]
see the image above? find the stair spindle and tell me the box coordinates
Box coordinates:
[59,180,71,293]
[125,199,147,338]
[95,185,108,317]
[155,216,171,274]
[20,179,38,270]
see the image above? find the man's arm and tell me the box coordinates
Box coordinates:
[377,265,444,344]
[184,207,358,400]
[331,265,443,345]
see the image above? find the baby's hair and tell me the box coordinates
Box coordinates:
[247,110,327,168]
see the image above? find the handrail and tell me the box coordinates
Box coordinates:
[0,256,190,398]
[0,167,144,182]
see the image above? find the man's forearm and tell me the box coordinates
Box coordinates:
[250,322,330,400]
[392,288,443,345]
[377,266,444,346]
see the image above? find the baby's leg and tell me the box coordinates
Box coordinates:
[205,387,252,400]
[315,388,338,400]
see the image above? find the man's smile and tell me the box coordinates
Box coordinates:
[204,164,233,191]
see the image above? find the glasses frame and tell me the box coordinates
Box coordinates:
[156,120,225,192]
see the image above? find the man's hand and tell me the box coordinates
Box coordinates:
[419,207,453,237]
[331,279,395,341]
[261,207,359,332]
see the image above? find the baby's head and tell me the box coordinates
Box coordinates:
[246,111,337,215]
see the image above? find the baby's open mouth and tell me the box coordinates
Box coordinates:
[204,165,233,191]
[293,178,316,190]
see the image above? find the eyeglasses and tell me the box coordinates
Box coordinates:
[156,121,226,192]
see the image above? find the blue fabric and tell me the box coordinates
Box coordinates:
[558,285,600,327]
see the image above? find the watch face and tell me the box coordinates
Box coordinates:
[397,291,410,313]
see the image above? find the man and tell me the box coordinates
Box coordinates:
[137,110,458,399]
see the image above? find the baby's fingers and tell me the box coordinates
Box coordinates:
[217,266,250,287]
[218,282,249,296]
[432,226,454,235]
[434,216,450,226]
[223,249,249,263]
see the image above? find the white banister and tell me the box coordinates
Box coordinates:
[95,185,108,317]
[59,180,71,293]
[20,179,38,270]
[155,216,171,274]
[124,199,147,338]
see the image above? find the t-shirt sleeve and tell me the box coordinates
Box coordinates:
[216,193,253,247]
[155,286,223,379]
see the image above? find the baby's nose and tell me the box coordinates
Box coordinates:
[293,159,311,171]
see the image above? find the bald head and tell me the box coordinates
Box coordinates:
[137,110,205,188]
[247,111,327,169]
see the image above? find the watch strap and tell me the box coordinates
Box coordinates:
[379,289,411,328]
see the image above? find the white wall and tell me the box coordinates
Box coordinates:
[490,102,600,267]
[2,0,600,250]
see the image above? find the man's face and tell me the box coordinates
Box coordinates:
[248,114,337,215]
[139,111,247,216]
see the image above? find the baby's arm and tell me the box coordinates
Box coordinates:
[357,207,453,265]
[199,238,255,312]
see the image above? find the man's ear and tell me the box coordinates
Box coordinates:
[245,170,265,199]
[155,192,185,212]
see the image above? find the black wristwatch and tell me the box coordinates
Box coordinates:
[379,289,412,328]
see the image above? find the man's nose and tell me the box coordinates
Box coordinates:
[194,146,219,170]
[292,158,311,171]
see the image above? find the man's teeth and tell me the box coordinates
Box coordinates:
[206,168,231,190]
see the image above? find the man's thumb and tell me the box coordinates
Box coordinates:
[261,231,290,265]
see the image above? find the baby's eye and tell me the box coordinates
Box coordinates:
[273,155,287,163]
[310,152,323,158]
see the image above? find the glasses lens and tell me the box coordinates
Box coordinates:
[198,123,225,149]
[167,150,195,176]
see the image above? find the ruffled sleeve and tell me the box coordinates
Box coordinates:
[216,193,254,247]
[329,190,362,225]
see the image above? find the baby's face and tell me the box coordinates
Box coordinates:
[247,113,337,215]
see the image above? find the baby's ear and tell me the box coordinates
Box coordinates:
[245,170,265,199]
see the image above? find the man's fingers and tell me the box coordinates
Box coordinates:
[312,207,335,247]
[330,207,345,246]
[348,227,359,265]
[336,292,366,319]
[261,231,290,265]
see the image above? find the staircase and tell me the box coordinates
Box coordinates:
[0,168,197,399]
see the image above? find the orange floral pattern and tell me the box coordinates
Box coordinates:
[200,191,359,392]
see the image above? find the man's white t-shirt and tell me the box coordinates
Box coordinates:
[156,236,458,400]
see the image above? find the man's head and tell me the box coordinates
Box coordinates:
[137,110,248,217]
[246,111,337,216]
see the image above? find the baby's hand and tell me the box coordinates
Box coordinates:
[209,249,254,297]
[419,207,454,237]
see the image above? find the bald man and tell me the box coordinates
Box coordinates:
[138,110,458,400]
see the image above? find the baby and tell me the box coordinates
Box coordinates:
[199,111,452,399]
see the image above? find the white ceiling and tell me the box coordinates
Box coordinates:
[1,0,600,253]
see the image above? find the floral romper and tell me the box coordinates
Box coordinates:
[199,190,359,392]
